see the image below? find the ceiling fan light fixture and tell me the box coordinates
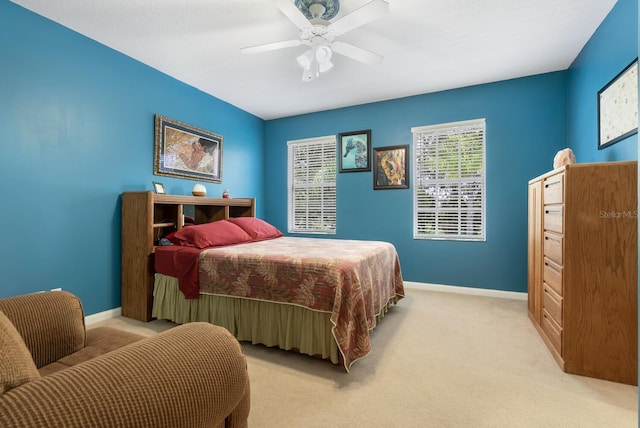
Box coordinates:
[296,49,314,69]
[248,0,387,82]
[297,46,333,80]
[315,45,332,64]
[318,60,333,73]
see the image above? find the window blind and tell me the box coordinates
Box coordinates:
[412,119,486,241]
[287,135,336,234]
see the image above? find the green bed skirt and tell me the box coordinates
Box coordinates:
[152,273,399,367]
[152,273,341,363]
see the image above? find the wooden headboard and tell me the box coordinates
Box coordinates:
[120,191,256,321]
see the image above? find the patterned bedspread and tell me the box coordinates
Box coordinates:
[197,237,404,370]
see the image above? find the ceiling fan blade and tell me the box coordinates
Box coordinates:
[332,41,383,65]
[273,0,312,30]
[328,0,389,36]
[241,39,303,55]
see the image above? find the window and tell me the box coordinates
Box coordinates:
[287,135,336,234]
[412,119,486,241]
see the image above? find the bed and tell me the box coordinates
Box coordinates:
[151,217,404,371]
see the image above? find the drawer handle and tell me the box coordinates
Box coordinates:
[544,261,560,271]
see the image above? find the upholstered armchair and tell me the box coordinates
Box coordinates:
[0,291,250,427]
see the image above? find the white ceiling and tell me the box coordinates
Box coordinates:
[11,0,617,120]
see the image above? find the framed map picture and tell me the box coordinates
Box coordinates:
[598,59,638,149]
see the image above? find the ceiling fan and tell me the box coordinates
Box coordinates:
[241,0,389,81]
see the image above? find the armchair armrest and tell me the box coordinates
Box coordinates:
[0,322,250,428]
[0,291,85,368]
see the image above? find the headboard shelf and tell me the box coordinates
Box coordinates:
[121,191,256,321]
[152,193,254,207]
[153,222,176,229]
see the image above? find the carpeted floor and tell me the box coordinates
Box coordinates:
[92,284,638,427]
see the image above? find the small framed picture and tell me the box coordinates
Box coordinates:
[338,130,371,172]
[152,181,166,194]
[373,145,409,190]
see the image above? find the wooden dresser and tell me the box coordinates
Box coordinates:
[527,161,637,385]
[121,191,255,322]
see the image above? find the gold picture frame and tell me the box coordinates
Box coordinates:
[154,114,223,182]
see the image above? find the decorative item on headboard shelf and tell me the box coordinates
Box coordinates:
[192,184,207,197]
[222,189,230,199]
[152,181,166,194]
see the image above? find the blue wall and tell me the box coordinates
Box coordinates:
[263,0,639,294]
[568,0,638,161]
[264,73,567,292]
[1,0,637,314]
[0,2,265,315]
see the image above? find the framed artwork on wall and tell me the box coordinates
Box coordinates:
[338,129,371,172]
[154,114,223,182]
[597,59,638,150]
[373,145,409,190]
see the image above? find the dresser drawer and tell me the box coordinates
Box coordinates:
[543,257,563,296]
[543,284,563,327]
[543,232,563,265]
[543,205,563,234]
[542,309,562,355]
[543,173,564,204]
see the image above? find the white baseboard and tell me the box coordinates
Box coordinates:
[403,281,527,301]
[85,307,121,326]
[83,283,525,324]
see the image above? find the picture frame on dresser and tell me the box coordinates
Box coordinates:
[154,114,223,182]
[597,59,638,150]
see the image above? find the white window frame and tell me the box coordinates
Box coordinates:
[412,119,486,241]
[287,135,337,234]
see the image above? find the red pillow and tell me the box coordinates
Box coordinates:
[165,231,180,245]
[227,217,283,241]
[165,223,196,246]
[172,220,252,249]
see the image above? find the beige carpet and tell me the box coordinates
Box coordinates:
[93,285,638,427]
